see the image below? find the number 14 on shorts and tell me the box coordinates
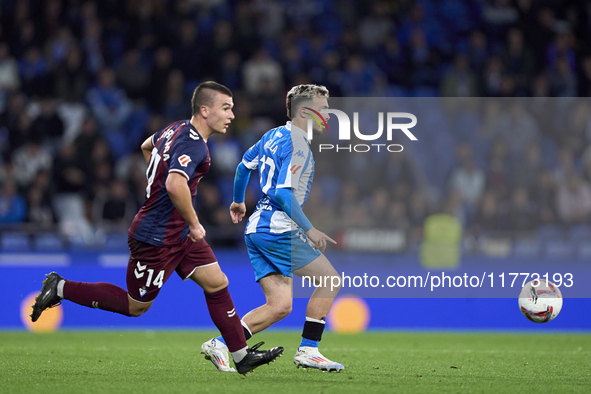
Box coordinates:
[134,261,165,288]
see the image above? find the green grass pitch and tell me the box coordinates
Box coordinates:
[1,331,590,393]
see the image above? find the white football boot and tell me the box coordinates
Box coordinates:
[201,338,236,372]
[293,346,344,372]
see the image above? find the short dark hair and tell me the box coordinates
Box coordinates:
[191,81,233,116]
[286,84,329,119]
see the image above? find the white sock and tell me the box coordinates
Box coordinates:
[231,346,248,363]
[57,280,65,299]
[305,316,325,324]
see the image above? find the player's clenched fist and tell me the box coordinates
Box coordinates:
[189,223,206,242]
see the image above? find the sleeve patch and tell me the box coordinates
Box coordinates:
[243,157,259,170]
[178,154,192,167]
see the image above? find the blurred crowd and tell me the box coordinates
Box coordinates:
[307,97,591,247]
[0,0,591,248]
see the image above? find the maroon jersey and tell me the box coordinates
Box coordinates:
[128,120,210,247]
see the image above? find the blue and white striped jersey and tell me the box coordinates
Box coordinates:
[242,122,314,234]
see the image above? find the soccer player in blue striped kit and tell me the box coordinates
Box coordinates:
[202,84,344,372]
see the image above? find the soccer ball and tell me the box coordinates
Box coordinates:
[518,279,563,323]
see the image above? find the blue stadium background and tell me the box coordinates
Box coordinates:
[1,0,591,331]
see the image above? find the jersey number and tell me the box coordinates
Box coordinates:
[259,155,276,194]
[145,269,165,289]
[135,262,165,289]
[146,148,161,198]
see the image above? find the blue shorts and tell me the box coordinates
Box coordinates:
[245,230,322,282]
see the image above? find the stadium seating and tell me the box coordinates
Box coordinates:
[0,232,31,251]
[35,233,64,251]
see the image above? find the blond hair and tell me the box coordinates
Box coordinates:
[285,84,329,119]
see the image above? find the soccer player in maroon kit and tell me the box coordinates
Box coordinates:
[30,81,283,375]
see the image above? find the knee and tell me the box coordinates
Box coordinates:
[216,274,229,290]
[128,304,151,317]
[204,273,229,293]
[270,302,292,321]
[191,265,230,293]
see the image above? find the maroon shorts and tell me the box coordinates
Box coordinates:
[126,236,218,303]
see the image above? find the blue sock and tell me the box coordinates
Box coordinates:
[215,335,225,345]
[300,337,319,348]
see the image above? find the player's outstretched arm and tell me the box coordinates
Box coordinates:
[166,172,205,242]
[275,188,312,231]
[275,188,336,252]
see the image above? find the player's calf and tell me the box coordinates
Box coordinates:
[31,273,134,318]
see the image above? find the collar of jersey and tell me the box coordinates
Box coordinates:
[187,120,207,142]
[286,122,310,145]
